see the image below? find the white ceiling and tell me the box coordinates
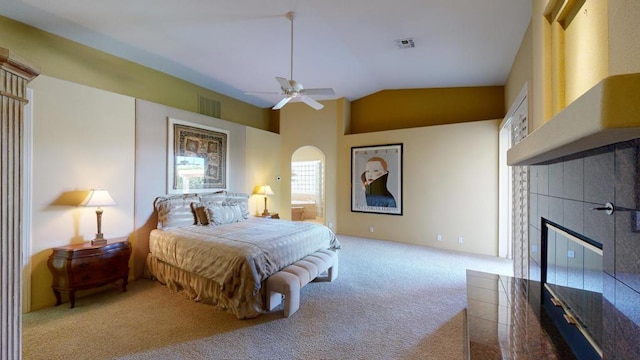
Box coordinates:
[0,0,531,109]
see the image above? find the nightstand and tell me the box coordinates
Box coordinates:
[47,237,131,308]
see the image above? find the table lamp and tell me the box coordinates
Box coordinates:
[254,185,274,216]
[81,188,116,245]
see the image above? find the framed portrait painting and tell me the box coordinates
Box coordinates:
[167,118,229,194]
[351,143,403,215]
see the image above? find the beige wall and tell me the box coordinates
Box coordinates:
[245,127,282,216]
[505,22,533,117]
[609,0,640,75]
[278,98,500,255]
[278,100,343,229]
[337,120,500,256]
[28,75,136,310]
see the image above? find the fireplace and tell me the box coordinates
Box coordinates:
[542,219,603,359]
[504,75,640,359]
[524,139,640,359]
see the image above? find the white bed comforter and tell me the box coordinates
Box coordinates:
[149,218,340,300]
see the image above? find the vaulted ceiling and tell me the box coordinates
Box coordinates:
[0,0,531,109]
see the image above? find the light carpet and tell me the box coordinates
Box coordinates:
[23,235,512,360]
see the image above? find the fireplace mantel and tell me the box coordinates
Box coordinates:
[508,73,640,166]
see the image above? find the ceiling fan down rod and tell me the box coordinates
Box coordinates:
[287,11,295,81]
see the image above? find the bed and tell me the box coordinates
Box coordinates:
[145,192,340,319]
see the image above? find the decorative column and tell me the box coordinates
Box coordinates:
[0,47,39,360]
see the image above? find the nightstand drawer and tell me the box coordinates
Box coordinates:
[70,257,102,286]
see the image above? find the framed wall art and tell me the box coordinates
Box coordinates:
[167,118,229,194]
[351,143,403,215]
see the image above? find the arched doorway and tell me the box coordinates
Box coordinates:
[290,146,325,224]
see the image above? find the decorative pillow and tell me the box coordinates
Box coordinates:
[206,203,245,225]
[155,195,198,229]
[190,202,210,226]
[223,200,249,219]
[199,191,227,205]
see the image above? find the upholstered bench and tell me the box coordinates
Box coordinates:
[266,249,338,317]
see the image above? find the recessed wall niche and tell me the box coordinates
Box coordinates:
[543,0,609,117]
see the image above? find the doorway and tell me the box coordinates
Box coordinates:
[291,146,325,224]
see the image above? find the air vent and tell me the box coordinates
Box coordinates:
[198,95,221,118]
[395,38,415,49]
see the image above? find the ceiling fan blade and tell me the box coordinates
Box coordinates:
[272,96,292,110]
[301,88,335,96]
[275,77,292,90]
[300,95,324,110]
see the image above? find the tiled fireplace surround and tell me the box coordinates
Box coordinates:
[528,139,640,357]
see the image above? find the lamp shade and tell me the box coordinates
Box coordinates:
[81,189,116,207]
[254,185,274,196]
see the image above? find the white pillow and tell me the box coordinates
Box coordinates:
[155,196,198,229]
[206,203,244,225]
[223,200,249,219]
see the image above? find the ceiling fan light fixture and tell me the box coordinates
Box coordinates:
[247,11,335,111]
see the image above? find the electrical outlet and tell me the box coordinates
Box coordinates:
[567,250,575,258]
[437,234,442,241]
[458,236,464,244]
[328,222,333,229]
[369,226,374,233]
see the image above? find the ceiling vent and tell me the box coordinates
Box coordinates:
[395,38,415,49]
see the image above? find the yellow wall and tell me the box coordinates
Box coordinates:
[563,0,609,106]
[505,22,533,116]
[245,127,282,216]
[531,0,552,131]
[529,0,611,128]
[0,15,271,130]
[278,100,343,228]
[609,0,640,75]
[350,86,504,133]
[28,75,136,310]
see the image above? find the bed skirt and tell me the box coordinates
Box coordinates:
[145,254,265,319]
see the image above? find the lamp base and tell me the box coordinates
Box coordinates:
[262,209,270,216]
[91,233,107,246]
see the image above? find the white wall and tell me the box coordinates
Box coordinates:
[26,80,280,309]
[133,99,248,278]
[29,75,135,310]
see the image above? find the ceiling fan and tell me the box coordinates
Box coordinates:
[247,11,335,110]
